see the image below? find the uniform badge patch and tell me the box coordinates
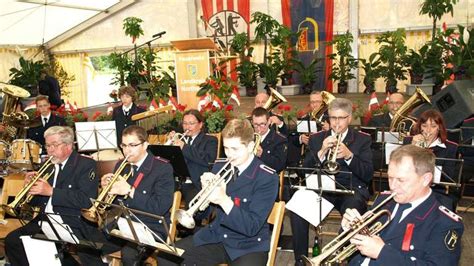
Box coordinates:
[89,170,96,180]
[444,230,459,250]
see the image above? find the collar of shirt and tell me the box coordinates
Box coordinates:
[331,128,349,140]
[122,104,132,113]
[132,153,148,171]
[236,154,255,175]
[389,113,394,120]
[42,113,51,123]
[429,138,446,148]
[260,129,270,142]
[395,189,432,222]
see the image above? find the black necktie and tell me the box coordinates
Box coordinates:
[382,203,412,237]
[187,136,192,145]
[132,165,138,175]
[124,110,129,117]
[232,167,239,182]
[43,117,48,127]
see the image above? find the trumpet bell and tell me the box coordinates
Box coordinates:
[322,161,340,175]
[176,209,196,229]
[81,208,99,223]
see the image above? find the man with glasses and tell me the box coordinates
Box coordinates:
[254,92,288,136]
[290,98,374,266]
[368,92,405,128]
[5,126,101,265]
[251,107,288,173]
[96,125,175,265]
[169,109,217,213]
[27,95,65,151]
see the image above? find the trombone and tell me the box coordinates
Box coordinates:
[176,159,235,229]
[3,156,54,217]
[81,155,133,225]
[303,193,396,265]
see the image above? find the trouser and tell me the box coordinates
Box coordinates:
[290,187,369,262]
[5,218,105,266]
[156,236,268,266]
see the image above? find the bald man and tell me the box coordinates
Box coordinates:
[254,92,288,136]
[368,93,405,129]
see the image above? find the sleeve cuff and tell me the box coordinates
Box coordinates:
[221,197,234,214]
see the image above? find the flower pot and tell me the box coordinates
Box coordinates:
[338,82,348,94]
[363,83,375,94]
[246,86,257,97]
[385,82,398,93]
[409,71,424,84]
[281,73,293,86]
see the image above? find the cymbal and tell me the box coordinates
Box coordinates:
[8,118,41,128]
[0,83,30,98]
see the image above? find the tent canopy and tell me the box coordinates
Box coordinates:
[0,0,120,46]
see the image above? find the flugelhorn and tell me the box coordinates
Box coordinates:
[415,132,432,148]
[81,155,132,224]
[253,133,261,155]
[302,193,396,265]
[176,159,235,229]
[322,133,342,174]
[164,130,189,145]
[3,156,54,217]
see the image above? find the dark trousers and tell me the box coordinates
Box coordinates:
[289,187,369,262]
[157,236,268,266]
[5,219,105,266]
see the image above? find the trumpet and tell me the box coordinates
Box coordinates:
[415,132,432,148]
[81,155,132,224]
[164,130,189,145]
[322,133,342,174]
[303,193,396,265]
[176,159,235,229]
[3,156,54,217]
[253,133,261,155]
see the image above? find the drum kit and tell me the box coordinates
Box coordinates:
[0,83,43,172]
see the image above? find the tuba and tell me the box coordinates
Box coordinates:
[303,193,396,265]
[0,84,31,142]
[311,91,335,123]
[176,159,235,229]
[322,133,342,174]
[263,88,287,111]
[2,156,54,217]
[390,87,431,137]
[81,156,133,224]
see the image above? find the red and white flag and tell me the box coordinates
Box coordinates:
[368,92,379,111]
[106,103,113,115]
[229,86,241,106]
[212,95,224,109]
[198,95,212,111]
[383,92,390,105]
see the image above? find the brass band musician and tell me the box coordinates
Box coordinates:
[368,92,405,128]
[345,145,463,265]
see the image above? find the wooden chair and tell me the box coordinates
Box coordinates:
[266,201,286,266]
[109,191,182,266]
[0,173,26,239]
[208,132,222,158]
[278,171,285,201]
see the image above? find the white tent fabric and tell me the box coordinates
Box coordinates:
[0,0,119,46]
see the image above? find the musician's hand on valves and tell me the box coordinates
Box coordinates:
[269,116,283,127]
[109,176,132,196]
[174,138,185,149]
[337,142,353,160]
[341,208,362,231]
[350,234,385,259]
[24,171,36,187]
[29,179,53,196]
[101,173,113,188]
[256,145,263,157]
[411,134,424,145]
[201,172,233,211]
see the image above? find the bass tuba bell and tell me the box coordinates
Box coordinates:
[263,88,287,111]
[390,87,431,136]
[311,91,335,123]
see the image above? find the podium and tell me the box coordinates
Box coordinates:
[171,38,217,109]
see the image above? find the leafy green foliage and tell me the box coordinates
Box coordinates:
[376,29,408,87]
[419,0,458,40]
[292,58,320,88]
[123,17,144,43]
[359,53,381,88]
[328,32,358,85]
[9,57,47,89]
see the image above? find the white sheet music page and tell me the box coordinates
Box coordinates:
[20,236,61,266]
[286,189,334,227]
[297,120,318,133]
[377,131,400,143]
[117,217,156,246]
[434,165,443,184]
[385,143,402,164]
[305,173,336,191]
[41,214,79,244]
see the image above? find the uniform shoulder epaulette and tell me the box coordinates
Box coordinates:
[259,164,275,174]
[215,158,227,163]
[439,205,462,222]
[358,131,371,137]
[154,156,169,163]
[275,131,286,139]
[445,139,458,146]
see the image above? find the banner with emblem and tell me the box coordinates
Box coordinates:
[281,0,334,92]
[198,0,250,81]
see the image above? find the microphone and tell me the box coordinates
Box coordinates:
[152,31,166,38]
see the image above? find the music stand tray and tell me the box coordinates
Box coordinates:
[148,145,190,178]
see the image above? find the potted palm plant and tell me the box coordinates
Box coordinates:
[359,53,381,94]
[230,32,258,96]
[403,49,425,84]
[419,0,458,41]
[376,28,408,93]
[123,17,144,44]
[292,58,319,94]
[9,57,47,96]
[328,31,358,94]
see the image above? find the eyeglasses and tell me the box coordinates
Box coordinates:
[120,142,144,149]
[328,115,350,121]
[183,121,198,126]
[388,101,403,105]
[45,143,65,150]
[252,122,268,128]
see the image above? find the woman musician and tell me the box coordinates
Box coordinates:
[403,109,459,210]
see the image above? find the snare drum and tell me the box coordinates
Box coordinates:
[0,140,9,161]
[9,139,42,169]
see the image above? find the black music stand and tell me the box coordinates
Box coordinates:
[95,199,183,257]
[148,145,190,178]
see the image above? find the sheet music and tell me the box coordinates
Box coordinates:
[385,143,402,164]
[20,236,61,266]
[305,173,336,191]
[377,131,401,143]
[434,165,443,184]
[41,214,79,244]
[286,189,334,227]
[297,120,318,133]
[117,217,156,246]
[75,121,117,151]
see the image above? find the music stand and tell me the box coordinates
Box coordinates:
[95,199,184,257]
[148,145,190,178]
[75,121,118,161]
